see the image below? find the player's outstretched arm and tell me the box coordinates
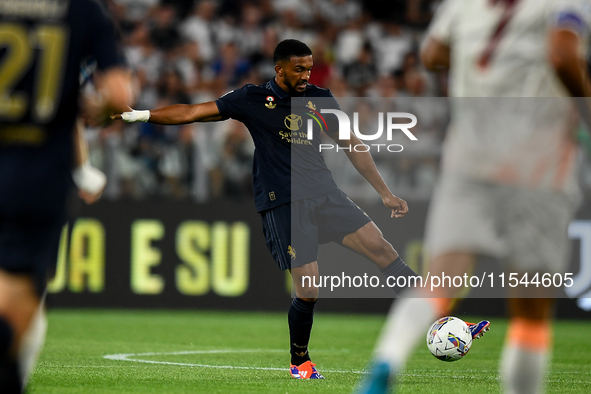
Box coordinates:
[329,131,409,218]
[112,101,223,125]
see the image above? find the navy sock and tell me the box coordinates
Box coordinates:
[0,317,21,393]
[380,256,418,291]
[288,298,316,366]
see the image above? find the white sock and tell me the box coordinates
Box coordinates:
[500,345,549,394]
[374,297,438,371]
[18,298,47,386]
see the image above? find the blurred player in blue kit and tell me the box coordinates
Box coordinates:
[114,39,419,380]
[0,0,132,391]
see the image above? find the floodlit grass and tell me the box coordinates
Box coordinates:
[29,309,591,393]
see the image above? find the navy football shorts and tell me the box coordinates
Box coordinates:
[0,214,64,296]
[260,190,372,270]
[0,147,70,296]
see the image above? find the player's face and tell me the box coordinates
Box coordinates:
[277,55,313,93]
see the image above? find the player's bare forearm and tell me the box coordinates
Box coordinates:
[548,29,591,97]
[112,101,223,124]
[149,102,223,124]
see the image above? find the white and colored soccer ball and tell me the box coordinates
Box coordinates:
[426,316,472,362]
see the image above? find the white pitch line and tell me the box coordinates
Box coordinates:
[102,350,591,383]
[103,349,367,374]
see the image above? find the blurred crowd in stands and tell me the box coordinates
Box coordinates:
[88,0,591,203]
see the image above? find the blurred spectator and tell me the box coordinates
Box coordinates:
[250,27,280,82]
[125,22,163,108]
[373,21,413,75]
[343,42,377,95]
[276,8,317,46]
[149,4,181,50]
[157,67,191,106]
[334,19,365,66]
[100,0,591,202]
[404,70,427,97]
[361,0,407,23]
[273,0,315,25]
[174,41,203,90]
[180,0,217,63]
[237,3,264,57]
[308,38,334,88]
[405,0,437,28]
[315,0,362,27]
[210,121,254,199]
[211,42,251,89]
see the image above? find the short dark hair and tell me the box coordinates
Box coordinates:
[273,39,312,64]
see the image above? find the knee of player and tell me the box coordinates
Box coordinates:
[367,238,397,258]
[296,286,319,301]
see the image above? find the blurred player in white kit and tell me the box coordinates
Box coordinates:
[358,0,591,393]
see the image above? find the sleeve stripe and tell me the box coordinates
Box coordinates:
[554,11,588,35]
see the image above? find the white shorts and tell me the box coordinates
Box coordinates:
[425,176,580,273]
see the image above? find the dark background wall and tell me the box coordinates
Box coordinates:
[47,199,591,319]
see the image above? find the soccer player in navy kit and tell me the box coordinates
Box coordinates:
[115,39,417,379]
[0,1,132,391]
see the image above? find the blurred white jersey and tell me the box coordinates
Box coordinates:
[430,0,591,97]
[428,0,591,194]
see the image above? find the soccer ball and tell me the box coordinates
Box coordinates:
[426,316,472,362]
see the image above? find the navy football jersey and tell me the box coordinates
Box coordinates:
[0,0,123,218]
[216,79,341,212]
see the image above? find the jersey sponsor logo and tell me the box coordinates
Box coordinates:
[265,95,276,109]
[284,114,302,131]
[288,245,296,260]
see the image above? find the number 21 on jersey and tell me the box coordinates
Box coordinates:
[0,22,68,123]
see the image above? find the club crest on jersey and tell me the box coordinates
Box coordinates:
[265,96,276,109]
[288,245,296,260]
[284,114,302,131]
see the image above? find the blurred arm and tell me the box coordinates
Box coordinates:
[421,36,450,71]
[73,118,89,167]
[72,119,106,204]
[548,29,591,97]
[329,132,409,218]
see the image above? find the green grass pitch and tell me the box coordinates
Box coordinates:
[29,309,591,393]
